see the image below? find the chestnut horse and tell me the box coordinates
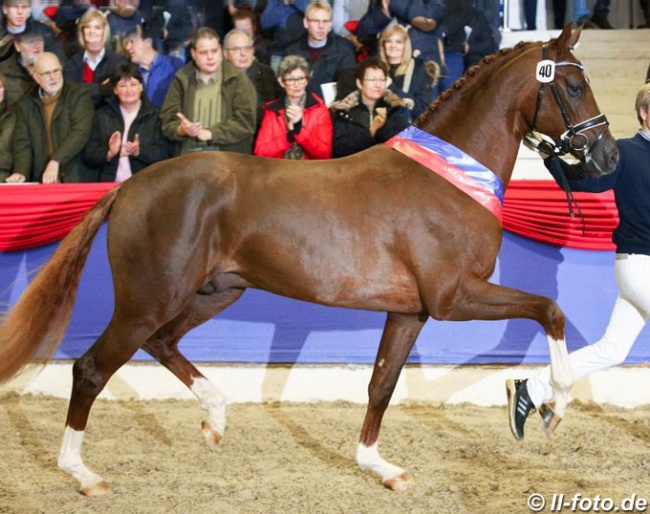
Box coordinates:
[0,25,618,495]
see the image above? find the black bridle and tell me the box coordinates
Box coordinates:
[529,43,609,159]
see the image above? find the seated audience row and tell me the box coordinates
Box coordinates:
[0,0,452,183]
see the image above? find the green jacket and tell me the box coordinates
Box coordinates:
[0,104,14,181]
[13,82,95,182]
[0,54,35,107]
[160,59,257,155]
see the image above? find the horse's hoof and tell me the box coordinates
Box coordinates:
[201,419,222,451]
[539,401,562,437]
[383,472,410,491]
[80,479,110,496]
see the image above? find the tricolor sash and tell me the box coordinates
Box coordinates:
[385,126,504,222]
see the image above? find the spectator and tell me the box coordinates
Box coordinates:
[464,0,501,70]
[260,0,309,72]
[83,62,170,182]
[160,27,257,156]
[330,58,411,158]
[10,52,95,183]
[285,1,356,102]
[254,54,332,159]
[0,0,64,63]
[377,23,438,119]
[162,0,200,61]
[63,8,126,107]
[123,24,183,108]
[107,0,144,51]
[231,8,272,65]
[0,73,17,182]
[357,0,445,64]
[573,0,613,29]
[436,0,473,94]
[0,27,43,106]
[223,28,278,112]
[55,0,91,58]
[523,0,537,30]
[332,0,369,37]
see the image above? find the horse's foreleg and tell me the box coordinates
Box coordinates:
[445,278,572,436]
[143,289,245,451]
[58,322,149,496]
[539,334,571,436]
[357,312,425,491]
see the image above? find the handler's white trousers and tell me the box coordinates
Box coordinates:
[528,253,650,408]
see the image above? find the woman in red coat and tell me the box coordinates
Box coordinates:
[254,55,332,160]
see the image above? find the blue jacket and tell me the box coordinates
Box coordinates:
[357,0,446,62]
[260,0,309,54]
[144,53,183,108]
[546,133,650,255]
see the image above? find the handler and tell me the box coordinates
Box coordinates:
[507,82,650,440]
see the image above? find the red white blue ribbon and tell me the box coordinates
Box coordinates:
[386,126,504,222]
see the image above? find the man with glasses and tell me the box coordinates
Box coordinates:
[285,1,356,102]
[0,27,44,106]
[8,52,95,182]
[161,27,257,156]
[223,28,278,119]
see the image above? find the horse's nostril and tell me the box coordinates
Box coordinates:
[607,149,619,170]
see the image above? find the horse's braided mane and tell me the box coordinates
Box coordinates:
[414,40,540,128]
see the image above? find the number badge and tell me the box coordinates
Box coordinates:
[535,60,556,83]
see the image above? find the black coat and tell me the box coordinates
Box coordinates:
[63,49,127,107]
[83,95,171,182]
[330,90,412,158]
[285,33,356,99]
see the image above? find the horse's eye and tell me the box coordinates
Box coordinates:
[567,83,583,96]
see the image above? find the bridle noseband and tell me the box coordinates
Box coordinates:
[529,43,609,158]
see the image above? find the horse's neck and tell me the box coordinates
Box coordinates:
[417,52,537,189]
[418,97,522,188]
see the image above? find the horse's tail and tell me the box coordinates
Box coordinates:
[0,186,121,383]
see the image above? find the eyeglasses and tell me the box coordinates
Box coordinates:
[306,18,332,25]
[37,68,62,78]
[226,45,254,53]
[363,78,387,83]
[282,77,308,84]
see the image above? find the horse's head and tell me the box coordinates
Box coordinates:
[525,24,618,176]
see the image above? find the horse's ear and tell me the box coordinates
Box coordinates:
[556,22,582,51]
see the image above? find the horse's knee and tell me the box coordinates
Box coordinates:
[71,355,107,398]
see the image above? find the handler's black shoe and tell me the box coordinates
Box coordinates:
[506,378,535,441]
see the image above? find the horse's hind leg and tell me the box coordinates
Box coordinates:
[357,312,425,491]
[142,289,245,451]
[58,321,153,496]
[441,277,571,435]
